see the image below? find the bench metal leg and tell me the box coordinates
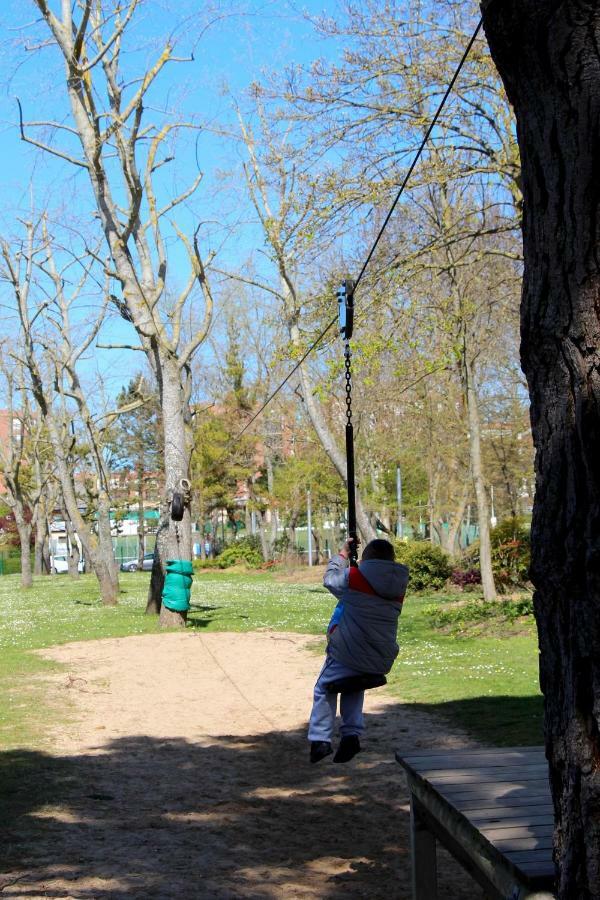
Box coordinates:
[410,796,438,900]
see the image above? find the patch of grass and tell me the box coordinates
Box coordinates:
[424,595,535,634]
[388,593,542,745]
[0,572,543,749]
[188,570,331,633]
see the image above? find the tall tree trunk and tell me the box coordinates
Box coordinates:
[155,355,193,628]
[33,516,45,576]
[137,451,145,568]
[447,483,470,557]
[63,508,80,579]
[484,3,600,895]
[15,516,32,589]
[146,517,169,616]
[50,426,118,606]
[42,518,51,574]
[289,508,299,548]
[428,464,441,545]
[462,356,497,600]
[311,527,321,565]
[258,511,270,561]
[97,493,115,581]
[33,472,50,576]
[265,454,279,547]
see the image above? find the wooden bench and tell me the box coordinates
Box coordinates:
[396,746,556,900]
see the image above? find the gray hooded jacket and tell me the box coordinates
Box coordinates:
[323,554,409,674]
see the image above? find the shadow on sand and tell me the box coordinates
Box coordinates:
[0,698,486,899]
[0,694,543,897]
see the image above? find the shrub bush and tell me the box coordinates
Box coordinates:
[464,517,531,591]
[450,568,482,589]
[273,534,292,555]
[217,537,263,569]
[491,517,531,589]
[193,557,222,571]
[425,595,534,632]
[392,540,452,591]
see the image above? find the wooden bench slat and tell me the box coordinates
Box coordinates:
[451,795,552,811]
[505,860,555,879]
[414,765,548,780]
[400,748,544,768]
[440,784,550,802]
[479,823,553,840]
[417,765,549,783]
[467,811,554,827]
[505,849,556,867]
[482,833,553,849]
[430,779,548,794]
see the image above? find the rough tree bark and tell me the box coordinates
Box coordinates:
[155,356,193,627]
[33,511,47,576]
[33,462,55,576]
[484,2,600,896]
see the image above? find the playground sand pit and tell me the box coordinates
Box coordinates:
[1,632,478,898]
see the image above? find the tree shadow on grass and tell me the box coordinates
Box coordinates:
[0,703,480,900]
[186,608,249,628]
[408,694,544,747]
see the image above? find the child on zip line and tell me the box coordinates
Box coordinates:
[308,537,409,764]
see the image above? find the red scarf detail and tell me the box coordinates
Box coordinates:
[348,566,405,603]
[348,566,377,595]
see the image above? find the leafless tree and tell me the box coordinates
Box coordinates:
[23,1,215,624]
[221,110,377,543]
[3,220,146,605]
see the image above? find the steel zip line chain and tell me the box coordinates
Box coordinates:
[344,339,358,564]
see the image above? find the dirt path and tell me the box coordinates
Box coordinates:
[1,632,480,898]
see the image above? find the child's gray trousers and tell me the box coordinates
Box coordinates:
[308,655,365,742]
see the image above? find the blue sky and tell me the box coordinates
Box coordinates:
[0,1,342,401]
[0,2,339,220]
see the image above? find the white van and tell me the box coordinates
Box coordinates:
[51,554,84,574]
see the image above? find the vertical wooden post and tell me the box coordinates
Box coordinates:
[410,797,438,900]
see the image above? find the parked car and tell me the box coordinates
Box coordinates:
[120,553,154,572]
[51,554,84,574]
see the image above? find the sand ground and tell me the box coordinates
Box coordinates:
[1,631,481,898]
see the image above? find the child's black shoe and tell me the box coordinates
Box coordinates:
[333,735,361,763]
[310,740,333,764]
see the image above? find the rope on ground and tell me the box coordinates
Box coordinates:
[196,634,280,732]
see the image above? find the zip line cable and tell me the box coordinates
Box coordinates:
[227,16,483,445]
[230,313,338,442]
[352,16,483,294]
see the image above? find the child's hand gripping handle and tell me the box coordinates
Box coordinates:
[340,536,360,566]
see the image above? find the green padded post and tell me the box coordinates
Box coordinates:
[162,559,194,612]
